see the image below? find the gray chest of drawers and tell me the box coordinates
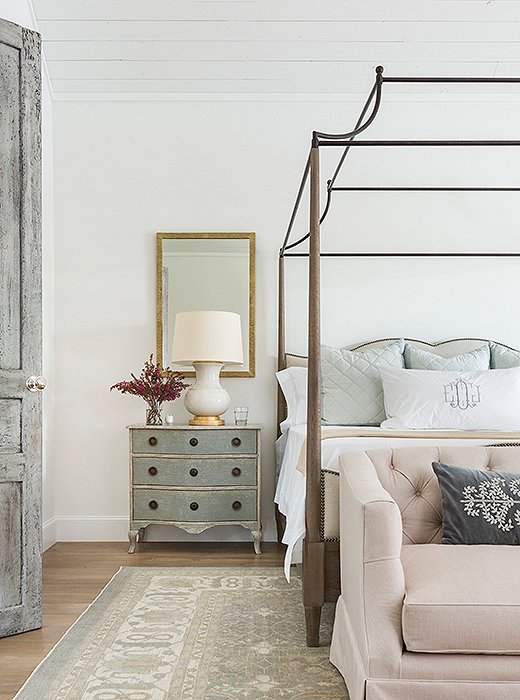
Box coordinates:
[127,424,262,554]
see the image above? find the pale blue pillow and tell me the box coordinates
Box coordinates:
[404,344,490,371]
[321,339,405,425]
[490,343,520,369]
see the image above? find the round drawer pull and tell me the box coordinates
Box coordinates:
[190,501,199,511]
[231,467,241,477]
[149,500,158,510]
[232,500,242,511]
[148,466,158,476]
[189,437,199,447]
[231,437,242,447]
[189,468,199,477]
[148,436,158,446]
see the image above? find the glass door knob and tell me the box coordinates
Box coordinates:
[26,376,47,392]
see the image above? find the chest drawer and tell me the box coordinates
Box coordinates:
[132,429,256,455]
[133,488,257,522]
[133,457,257,487]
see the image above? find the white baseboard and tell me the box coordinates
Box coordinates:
[43,517,58,551]
[54,516,128,544]
[42,517,276,548]
[42,516,127,550]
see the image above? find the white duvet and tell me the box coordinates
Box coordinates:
[274,424,517,580]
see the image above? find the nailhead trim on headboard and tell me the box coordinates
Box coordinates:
[286,337,519,363]
[351,337,518,352]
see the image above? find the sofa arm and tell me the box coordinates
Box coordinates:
[338,451,405,679]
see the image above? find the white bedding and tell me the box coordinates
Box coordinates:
[274,424,518,580]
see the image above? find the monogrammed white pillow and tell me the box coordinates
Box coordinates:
[379,366,520,431]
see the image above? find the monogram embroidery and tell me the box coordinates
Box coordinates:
[444,379,481,410]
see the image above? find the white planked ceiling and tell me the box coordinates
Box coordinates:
[31,0,520,98]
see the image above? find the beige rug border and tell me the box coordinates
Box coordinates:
[13,566,126,699]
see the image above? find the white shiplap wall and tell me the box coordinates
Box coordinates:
[28,0,520,544]
[32,0,520,97]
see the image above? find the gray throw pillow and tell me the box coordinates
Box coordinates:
[404,343,490,370]
[432,461,520,545]
[321,339,404,425]
[490,342,520,369]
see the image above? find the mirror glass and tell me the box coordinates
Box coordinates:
[157,233,255,377]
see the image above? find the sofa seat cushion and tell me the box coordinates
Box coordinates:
[401,544,520,654]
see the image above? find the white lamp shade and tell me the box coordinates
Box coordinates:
[172,310,244,365]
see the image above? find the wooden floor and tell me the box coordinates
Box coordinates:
[0,541,285,700]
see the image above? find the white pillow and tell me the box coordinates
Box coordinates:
[275,367,307,433]
[379,366,520,431]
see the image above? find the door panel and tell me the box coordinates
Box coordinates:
[0,41,21,370]
[0,20,42,638]
[0,399,22,452]
[0,482,22,608]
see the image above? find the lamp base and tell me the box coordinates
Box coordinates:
[189,415,225,427]
[184,362,230,427]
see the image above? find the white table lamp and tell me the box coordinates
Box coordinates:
[172,310,243,426]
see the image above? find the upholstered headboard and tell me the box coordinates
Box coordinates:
[285,337,519,368]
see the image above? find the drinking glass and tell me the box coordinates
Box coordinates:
[234,406,249,426]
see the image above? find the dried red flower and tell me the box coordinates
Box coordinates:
[110,355,188,422]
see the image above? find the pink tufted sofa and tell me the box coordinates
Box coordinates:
[330,445,520,700]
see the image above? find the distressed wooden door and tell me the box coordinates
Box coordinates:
[0,20,43,638]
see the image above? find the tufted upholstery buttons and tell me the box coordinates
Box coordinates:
[364,444,520,546]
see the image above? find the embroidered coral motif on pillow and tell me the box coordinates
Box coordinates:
[461,476,520,532]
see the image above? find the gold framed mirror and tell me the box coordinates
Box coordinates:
[156,232,255,377]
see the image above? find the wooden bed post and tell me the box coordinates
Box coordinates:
[303,137,324,647]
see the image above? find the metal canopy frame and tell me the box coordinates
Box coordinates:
[281,66,520,259]
[277,66,520,648]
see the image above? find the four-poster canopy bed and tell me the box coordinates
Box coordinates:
[277,66,520,647]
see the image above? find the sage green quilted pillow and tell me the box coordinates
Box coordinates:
[404,343,490,371]
[490,343,520,369]
[321,339,405,425]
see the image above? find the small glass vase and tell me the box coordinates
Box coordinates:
[146,405,163,426]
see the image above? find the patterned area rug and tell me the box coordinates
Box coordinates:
[15,567,348,699]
